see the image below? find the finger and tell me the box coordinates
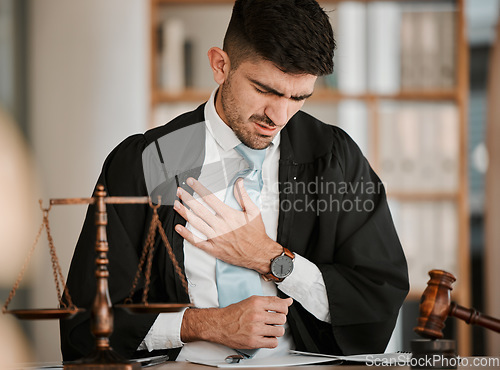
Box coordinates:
[177,187,219,227]
[174,200,214,238]
[263,311,287,326]
[234,179,260,217]
[186,178,229,217]
[255,336,279,349]
[261,296,293,314]
[174,224,214,253]
[261,323,286,338]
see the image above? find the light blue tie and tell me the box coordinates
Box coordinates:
[216,143,266,357]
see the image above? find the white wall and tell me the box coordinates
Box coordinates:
[29,0,148,362]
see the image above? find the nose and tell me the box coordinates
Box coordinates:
[264,97,290,127]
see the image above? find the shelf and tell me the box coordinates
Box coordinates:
[311,88,458,102]
[152,88,212,104]
[388,192,460,201]
[152,87,458,104]
[155,0,235,4]
[155,0,433,4]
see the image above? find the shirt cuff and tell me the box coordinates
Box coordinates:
[277,253,331,323]
[138,308,187,351]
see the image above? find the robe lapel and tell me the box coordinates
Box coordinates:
[277,128,298,249]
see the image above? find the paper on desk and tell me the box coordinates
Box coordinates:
[186,354,341,368]
[290,350,412,364]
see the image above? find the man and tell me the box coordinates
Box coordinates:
[60,0,409,362]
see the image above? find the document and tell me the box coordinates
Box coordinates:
[187,351,412,367]
[186,353,340,368]
[290,350,412,364]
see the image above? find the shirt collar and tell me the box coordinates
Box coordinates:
[204,88,280,152]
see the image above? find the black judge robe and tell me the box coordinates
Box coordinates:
[60,103,409,361]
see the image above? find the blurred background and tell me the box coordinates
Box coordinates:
[0,0,499,366]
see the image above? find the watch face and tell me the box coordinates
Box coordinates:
[271,255,294,279]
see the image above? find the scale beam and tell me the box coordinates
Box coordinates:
[49,196,151,205]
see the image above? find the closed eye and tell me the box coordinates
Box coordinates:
[255,87,270,94]
[250,78,313,101]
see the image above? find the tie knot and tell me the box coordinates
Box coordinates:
[234,143,266,170]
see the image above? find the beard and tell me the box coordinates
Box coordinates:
[219,76,277,150]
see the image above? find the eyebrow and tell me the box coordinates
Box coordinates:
[249,78,314,101]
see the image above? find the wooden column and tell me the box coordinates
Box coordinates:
[455,0,471,356]
[485,12,500,356]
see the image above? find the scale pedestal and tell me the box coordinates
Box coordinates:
[65,349,140,370]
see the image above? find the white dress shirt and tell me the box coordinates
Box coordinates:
[140,89,331,361]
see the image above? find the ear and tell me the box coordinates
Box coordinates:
[207,47,231,85]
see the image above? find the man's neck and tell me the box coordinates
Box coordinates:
[214,88,231,129]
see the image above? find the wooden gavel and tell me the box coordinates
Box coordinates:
[414,269,500,338]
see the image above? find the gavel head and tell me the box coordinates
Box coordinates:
[414,270,457,339]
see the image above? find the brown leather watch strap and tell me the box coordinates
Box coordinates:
[262,273,280,282]
[282,247,294,259]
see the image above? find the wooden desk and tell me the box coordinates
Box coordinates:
[150,358,500,370]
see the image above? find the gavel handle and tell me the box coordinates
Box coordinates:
[450,302,500,333]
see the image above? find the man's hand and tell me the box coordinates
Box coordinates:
[181,296,293,349]
[174,177,282,274]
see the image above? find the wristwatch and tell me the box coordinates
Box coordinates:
[262,247,295,282]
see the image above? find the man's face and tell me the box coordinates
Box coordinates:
[216,58,317,149]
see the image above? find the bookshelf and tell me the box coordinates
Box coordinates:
[149,0,470,355]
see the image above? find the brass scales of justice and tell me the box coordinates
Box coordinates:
[2,184,194,369]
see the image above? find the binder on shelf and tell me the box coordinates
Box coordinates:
[419,104,439,191]
[160,18,186,93]
[437,201,458,275]
[152,103,199,128]
[378,103,399,192]
[397,105,420,192]
[322,6,338,91]
[378,102,459,193]
[439,10,456,88]
[400,11,418,90]
[400,4,457,90]
[419,201,439,280]
[418,11,441,89]
[337,100,369,156]
[399,202,422,289]
[367,1,401,94]
[393,201,459,293]
[437,104,459,192]
[336,2,367,94]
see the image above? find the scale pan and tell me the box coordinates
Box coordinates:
[5,308,84,320]
[116,303,194,314]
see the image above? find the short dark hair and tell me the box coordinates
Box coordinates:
[223,0,335,76]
